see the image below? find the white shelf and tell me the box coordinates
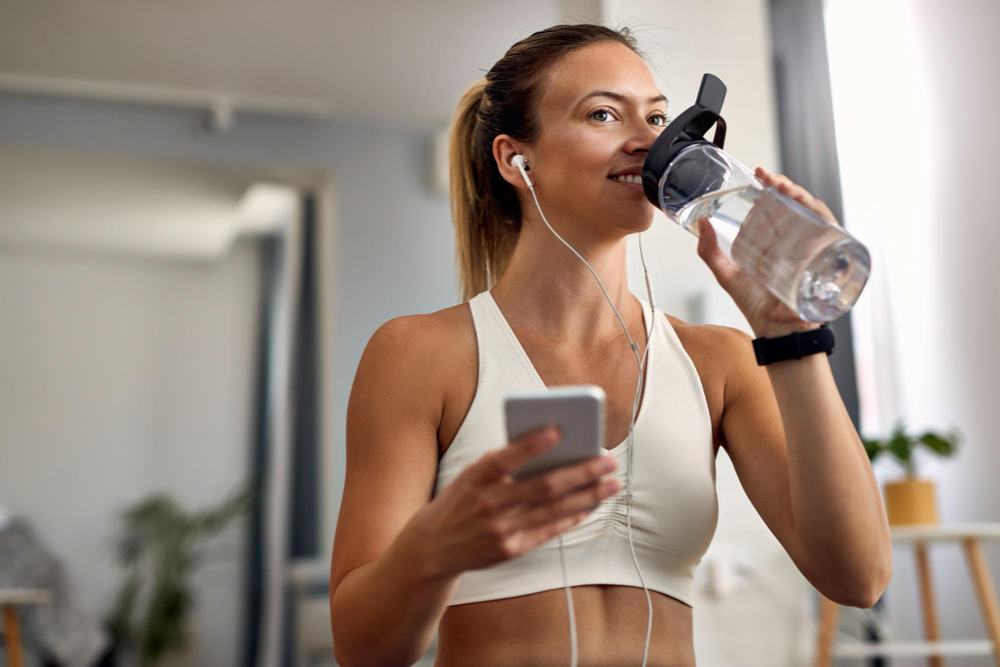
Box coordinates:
[0,588,51,605]
[832,639,996,658]
[890,522,1000,543]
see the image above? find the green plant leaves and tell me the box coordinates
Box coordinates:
[887,431,914,475]
[918,430,959,457]
[863,436,881,461]
[140,580,193,663]
[105,481,257,664]
[107,570,141,651]
[861,418,961,478]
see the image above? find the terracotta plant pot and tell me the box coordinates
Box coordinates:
[883,477,938,526]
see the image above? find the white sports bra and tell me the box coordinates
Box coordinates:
[431,288,719,607]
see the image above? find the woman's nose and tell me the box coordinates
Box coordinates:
[624,120,660,154]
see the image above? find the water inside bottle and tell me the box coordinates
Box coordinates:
[676,185,870,322]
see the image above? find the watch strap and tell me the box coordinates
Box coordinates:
[752,323,835,366]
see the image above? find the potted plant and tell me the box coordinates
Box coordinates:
[106,483,256,667]
[863,418,962,526]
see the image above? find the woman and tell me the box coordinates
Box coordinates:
[330,23,893,666]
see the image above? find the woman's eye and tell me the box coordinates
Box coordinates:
[589,109,672,125]
[590,108,614,122]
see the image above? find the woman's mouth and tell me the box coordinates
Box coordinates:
[608,174,644,192]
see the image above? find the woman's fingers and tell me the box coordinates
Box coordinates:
[757,167,813,201]
[480,453,614,517]
[468,426,561,486]
[515,477,620,532]
[756,167,840,225]
[807,198,840,225]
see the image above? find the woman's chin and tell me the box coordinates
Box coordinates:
[605,206,656,233]
[627,215,656,233]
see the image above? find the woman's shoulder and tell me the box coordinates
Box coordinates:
[658,309,738,353]
[369,303,476,451]
[371,301,474,364]
[664,310,752,372]
[367,302,476,401]
[656,310,751,409]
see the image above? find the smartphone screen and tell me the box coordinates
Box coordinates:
[504,384,606,481]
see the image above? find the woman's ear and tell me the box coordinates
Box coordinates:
[493,134,531,189]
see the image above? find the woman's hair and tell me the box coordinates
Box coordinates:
[449,23,644,302]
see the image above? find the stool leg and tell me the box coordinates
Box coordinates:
[916,541,943,667]
[814,595,840,667]
[962,538,1000,667]
[2,604,24,667]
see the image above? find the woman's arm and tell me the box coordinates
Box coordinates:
[695,166,893,607]
[720,326,893,607]
[330,316,459,664]
[331,522,461,665]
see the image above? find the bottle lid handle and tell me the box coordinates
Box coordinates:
[696,73,727,115]
[696,73,727,148]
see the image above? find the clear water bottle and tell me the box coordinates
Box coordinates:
[641,74,870,323]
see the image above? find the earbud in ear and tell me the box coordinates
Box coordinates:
[511,154,533,188]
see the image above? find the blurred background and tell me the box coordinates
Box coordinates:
[0,0,997,665]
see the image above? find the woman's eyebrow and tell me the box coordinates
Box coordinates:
[574,90,668,108]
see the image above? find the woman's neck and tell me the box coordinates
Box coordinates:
[490,220,643,345]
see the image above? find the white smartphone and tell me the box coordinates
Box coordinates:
[504,384,606,482]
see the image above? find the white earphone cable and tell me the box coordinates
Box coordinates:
[519,158,657,667]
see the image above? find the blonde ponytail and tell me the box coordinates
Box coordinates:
[449,78,520,303]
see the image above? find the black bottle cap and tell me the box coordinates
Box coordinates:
[641,73,729,208]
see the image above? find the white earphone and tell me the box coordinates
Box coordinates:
[510,153,658,667]
[512,153,532,187]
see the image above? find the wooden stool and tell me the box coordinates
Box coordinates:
[814,523,1000,665]
[0,589,51,667]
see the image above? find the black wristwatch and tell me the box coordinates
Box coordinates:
[752,323,835,366]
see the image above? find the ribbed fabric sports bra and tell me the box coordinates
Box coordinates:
[431,288,719,607]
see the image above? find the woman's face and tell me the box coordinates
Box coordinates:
[526,41,668,236]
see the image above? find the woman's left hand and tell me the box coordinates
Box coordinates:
[695,166,842,338]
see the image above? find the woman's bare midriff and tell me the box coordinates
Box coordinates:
[427,301,726,666]
[436,586,695,666]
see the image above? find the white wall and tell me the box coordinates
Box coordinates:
[0,149,266,666]
[827,0,1000,663]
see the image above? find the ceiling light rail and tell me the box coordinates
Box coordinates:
[0,71,337,133]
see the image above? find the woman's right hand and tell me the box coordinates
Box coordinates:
[403,425,621,579]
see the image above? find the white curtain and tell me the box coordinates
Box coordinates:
[824,0,932,444]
